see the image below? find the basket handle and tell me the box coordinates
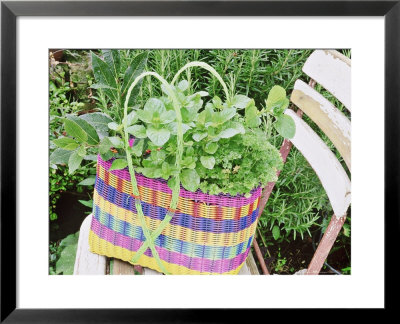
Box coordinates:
[123,71,184,206]
[171,61,230,101]
[122,62,230,273]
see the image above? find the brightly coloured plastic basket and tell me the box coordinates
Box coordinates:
[89,64,263,274]
[89,155,262,275]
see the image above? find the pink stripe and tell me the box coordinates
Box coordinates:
[98,155,262,208]
[90,217,249,274]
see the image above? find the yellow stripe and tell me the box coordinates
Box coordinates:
[94,190,259,247]
[89,230,243,275]
[97,164,260,220]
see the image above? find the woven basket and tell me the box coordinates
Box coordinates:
[89,155,262,274]
[89,66,263,274]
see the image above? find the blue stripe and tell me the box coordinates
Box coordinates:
[95,176,258,234]
[93,206,254,260]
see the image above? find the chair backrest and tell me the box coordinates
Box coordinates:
[288,50,351,218]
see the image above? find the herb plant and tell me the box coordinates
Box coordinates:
[51,50,295,197]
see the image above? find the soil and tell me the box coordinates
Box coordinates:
[256,228,351,275]
[50,190,91,242]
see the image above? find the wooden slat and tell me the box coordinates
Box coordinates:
[238,252,260,275]
[110,259,146,275]
[112,258,137,275]
[238,261,251,274]
[73,215,107,275]
[291,80,351,170]
[302,50,351,111]
[246,252,260,275]
[284,109,351,217]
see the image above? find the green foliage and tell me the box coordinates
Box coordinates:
[49,50,98,222]
[109,159,128,171]
[272,225,281,240]
[50,50,148,176]
[52,52,292,196]
[259,148,331,240]
[197,130,283,195]
[274,248,287,273]
[49,165,94,221]
[275,114,295,139]
[49,232,79,275]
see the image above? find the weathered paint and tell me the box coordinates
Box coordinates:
[253,238,270,275]
[323,49,351,67]
[285,109,351,218]
[73,215,107,275]
[303,50,351,111]
[307,215,346,275]
[291,80,351,170]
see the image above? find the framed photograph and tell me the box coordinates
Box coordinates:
[1,0,398,321]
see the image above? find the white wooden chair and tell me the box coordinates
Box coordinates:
[74,215,259,275]
[254,50,351,275]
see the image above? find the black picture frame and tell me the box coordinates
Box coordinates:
[1,0,398,321]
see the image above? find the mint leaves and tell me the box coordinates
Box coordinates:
[109,159,128,171]
[181,169,200,192]
[146,126,170,146]
[275,114,296,139]
[265,86,295,139]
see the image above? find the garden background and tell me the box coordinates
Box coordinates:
[49,49,351,275]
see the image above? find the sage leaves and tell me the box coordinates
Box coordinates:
[50,149,73,165]
[64,115,99,145]
[68,151,83,174]
[121,52,148,106]
[91,52,118,103]
[103,50,121,79]
[63,117,88,143]
[52,137,79,151]
[79,112,113,139]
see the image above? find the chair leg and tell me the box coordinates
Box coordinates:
[253,238,270,275]
[253,108,304,274]
[306,214,346,275]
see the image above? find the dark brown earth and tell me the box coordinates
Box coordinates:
[256,228,351,275]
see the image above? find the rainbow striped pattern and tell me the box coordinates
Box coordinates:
[89,156,262,274]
